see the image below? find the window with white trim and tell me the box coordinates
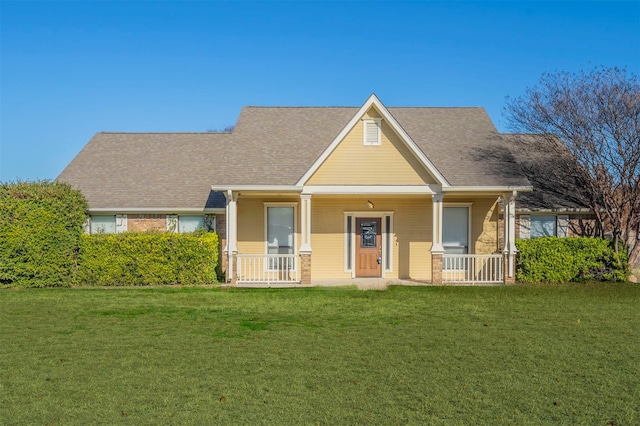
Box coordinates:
[363,118,381,146]
[384,215,392,272]
[266,205,296,271]
[266,206,295,255]
[90,215,117,234]
[520,215,569,239]
[178,215,205,233]
[345,215,353,271]
[443,207,469,254]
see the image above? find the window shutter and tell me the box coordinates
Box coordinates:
[115,215,127,233]
[83,218,91,234]
[557,215,569,238]
[519,215,530,239]
[166,215,178,233]
[363,119,381,145]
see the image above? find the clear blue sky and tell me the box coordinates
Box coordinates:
[1,1,639,181]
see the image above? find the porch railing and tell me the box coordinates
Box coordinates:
[442,254,503,284]
[236,254,300,284]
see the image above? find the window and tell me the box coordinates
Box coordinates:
[345,215,353,271]
[531,215,556,238]
[266,205,295,271]
[363,118,381,146]
[443,207,469,254]
[90,215,116,234]
[520,215,569,239]
[385,215,392,272]
[178,215,205,233]
[267,206,295,255]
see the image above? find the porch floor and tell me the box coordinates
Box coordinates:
[226,278,505,290]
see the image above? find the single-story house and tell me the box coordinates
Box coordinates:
[58,94,589,285]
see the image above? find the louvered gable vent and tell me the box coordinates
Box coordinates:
[363,118,381,146]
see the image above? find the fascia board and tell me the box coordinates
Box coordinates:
[303,185,436,195]
[515,208,593,213]
[88,208,226,214]
[443,186,533,193]
[210,185,303,192]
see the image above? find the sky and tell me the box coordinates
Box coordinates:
[1,1,639,181]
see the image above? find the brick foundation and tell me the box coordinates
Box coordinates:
[229,252,237,285]
[216,215,227,275]
[300,253,311,285]
[504,254,516,284]
[431,253,443,285]
[127,214,167,232]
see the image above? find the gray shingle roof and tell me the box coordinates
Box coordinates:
[389,108,529,187]
[502,134,591,211]
[57,133,231,209]
[58,104,536,210]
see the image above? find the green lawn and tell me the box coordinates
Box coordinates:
[1,284,639,425]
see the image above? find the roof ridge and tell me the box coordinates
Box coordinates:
[242,105,485,109]
[244,106,358,109]
[97,131,232,135]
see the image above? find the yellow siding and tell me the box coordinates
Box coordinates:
[234,194,501,282]
[310,196,432,280]
[445,197,500,254]
[236,196,301,255]
[306,107,437,185]
[472,198,500,254]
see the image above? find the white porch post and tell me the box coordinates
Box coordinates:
[300,193,312,253]
[431,193,444,254]
[299,193,312,285]
[503,191,517,281]
[431,193,444,284]
[225,190,238,283]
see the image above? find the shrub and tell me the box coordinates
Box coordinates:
[0,181,88,288]
[77,231,219,286]
[516,237,629,283]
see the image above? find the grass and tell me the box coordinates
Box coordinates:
[1,284,639,425]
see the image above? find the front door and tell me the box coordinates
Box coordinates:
[356,218,382,277]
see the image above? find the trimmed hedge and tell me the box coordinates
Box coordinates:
[77,231,219,286]
[516,237,630,283]
[0,181,88,288]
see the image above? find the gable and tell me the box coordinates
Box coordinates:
[306,107,438,186]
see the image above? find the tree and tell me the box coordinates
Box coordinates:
[504,66,640,266]
[207,124,235,133]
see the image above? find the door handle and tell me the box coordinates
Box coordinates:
[377,257,382,264]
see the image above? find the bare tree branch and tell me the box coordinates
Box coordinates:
[504,66,640,266]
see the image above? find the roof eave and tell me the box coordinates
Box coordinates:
[442,185,533,194]
[210,185,303,193]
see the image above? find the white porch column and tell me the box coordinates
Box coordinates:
[300,193,312,253]
[431,193,444,254]
[225,190,238,282]
[431,193,445,284]
[503,191,517,279]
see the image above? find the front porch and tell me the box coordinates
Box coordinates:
[230,252,515,286]
[221,190,519,287]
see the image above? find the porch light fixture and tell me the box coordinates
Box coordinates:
[367,200,374,209]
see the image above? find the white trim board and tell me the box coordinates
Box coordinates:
[303,185,437,195]
[88,208,225,214]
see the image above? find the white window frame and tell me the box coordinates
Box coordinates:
[264,203,298,271]
[521,214,570,239]
[362,118,382,146]
[443,203,473,254]
[89,215,120,234]
[344,211,394,277]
